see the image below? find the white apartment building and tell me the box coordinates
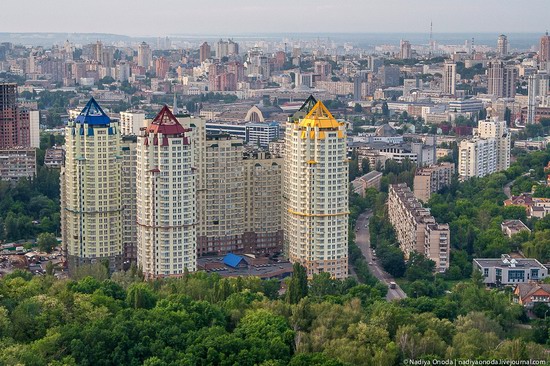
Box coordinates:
[388,183,450,272]
[284,101,349,279]
[61,98,123,272]
[458,138,496,180]
[120,111,146,136]
[136,106,196,278]
[458,118,510,180]
[442,61,456,96]
[477,118,510,172]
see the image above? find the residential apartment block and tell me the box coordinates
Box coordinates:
[136,106,197,278]
[242,151,284,254]
[121,135,137,263]
[458,118,510,180]
[413,162,454,202]
[119,111,146,136]
[0,148,36,182]
[388,183,450,272]
[284,100,349,279]
[61,98,123,272]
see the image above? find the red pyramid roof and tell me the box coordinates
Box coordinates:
[147,105,187,135]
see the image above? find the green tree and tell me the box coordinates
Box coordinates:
[287,263,308,304]
[37,232,57,253]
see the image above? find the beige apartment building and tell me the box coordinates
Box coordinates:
[119,111,146,136]
[413,162,454,202]
[136,106,197,278]
[284,100,349,279]
[198,134,245,255]
[179,114,284,257]
[121,135,137,263]
[61,98,123,272]
[388,183,450,272]
[243,150,284,253]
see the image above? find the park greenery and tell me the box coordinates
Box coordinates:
[0,264,547,366]
[0,134,62,243]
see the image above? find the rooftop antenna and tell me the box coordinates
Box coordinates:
[428,21,433,58]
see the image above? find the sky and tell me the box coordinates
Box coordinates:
[1,0,549,36]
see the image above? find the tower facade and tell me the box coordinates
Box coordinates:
[284,101,349,279]
[61,98,123,271]
[199,42,211,63]
[477,118,510,172]
[442,61,456,96]
[136,106,196,278]
[540,32,550,63]
[138,42,152,70]
[497,34,508,57]
[0,83,31,149]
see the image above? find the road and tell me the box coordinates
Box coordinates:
[503,181,513,199]
[354,211,407,301]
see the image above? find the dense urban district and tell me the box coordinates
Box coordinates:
[1,32,550,364]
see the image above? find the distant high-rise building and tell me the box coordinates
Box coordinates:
[136,106,197,278]
[458,118,510,180]
[400,40,412,59]
[540,32,550,63]
[61,98,123,272]
[199,42,211,63]
[0,83,31,149]
[137,42,152,70]
[442,61,456,96]
[284,100,349,279]
[497,34,508,57]
[487,61,517,98]
[477,118,510,172]
[379,65,400,87]
[92,41,102,63]
[155,56,170,79]
[527,71,550,123]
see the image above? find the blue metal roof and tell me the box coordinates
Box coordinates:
[75,98,111,126]
[223,253,245,268]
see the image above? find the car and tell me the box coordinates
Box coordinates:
[368,262,373,265]
[389,281,397,289]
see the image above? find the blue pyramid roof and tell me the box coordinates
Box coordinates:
[75,98,111,125]
[223,253,246,268]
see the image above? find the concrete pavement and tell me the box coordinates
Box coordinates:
[354,211,407,301]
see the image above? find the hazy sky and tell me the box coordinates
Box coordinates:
[1,0,549,36]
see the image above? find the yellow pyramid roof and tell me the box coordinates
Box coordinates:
[298,101,341,129]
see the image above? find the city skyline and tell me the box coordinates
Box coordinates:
[1,0,549,36]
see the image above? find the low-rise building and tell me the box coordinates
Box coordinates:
[501,219,531,238]
[44,146,64,169]
[388,183,450,272]
[413,163,454,202]
[351,171,383,196]
[474,255,548,286]
[514,283,550,309]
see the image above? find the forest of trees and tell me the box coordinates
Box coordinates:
[0,266,547,366]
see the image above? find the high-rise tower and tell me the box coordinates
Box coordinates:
[442,61,456,96]
[61,98,123,271]
[497,34,508,57]
[136,106,197,278]
[284,100,349,279]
